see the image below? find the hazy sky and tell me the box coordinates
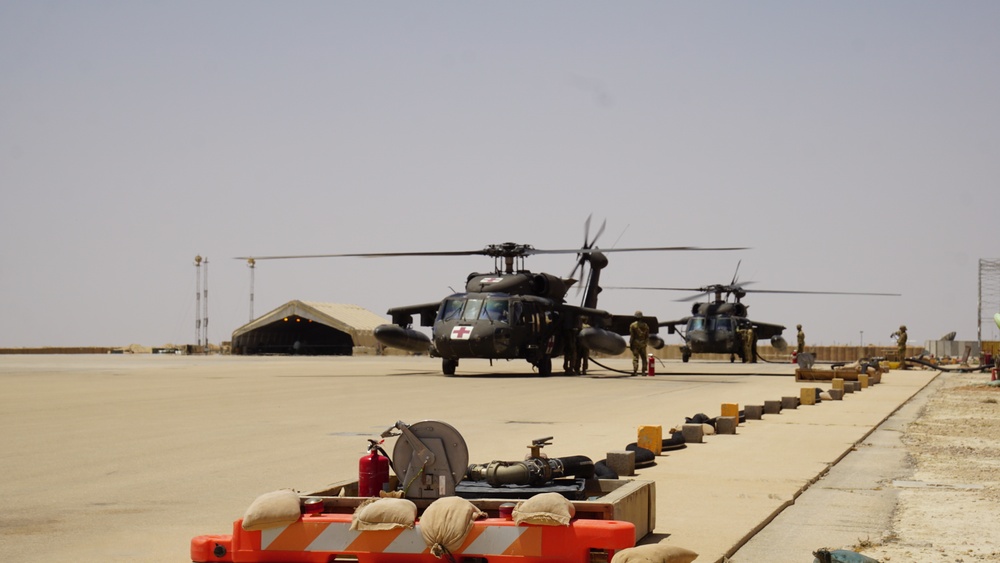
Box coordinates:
[3,2,999,349]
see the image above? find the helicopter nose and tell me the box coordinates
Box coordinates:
[688,332,709,344]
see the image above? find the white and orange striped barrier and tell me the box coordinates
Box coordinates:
[192,513,635,563]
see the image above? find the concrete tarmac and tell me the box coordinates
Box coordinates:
[0,355,937,562]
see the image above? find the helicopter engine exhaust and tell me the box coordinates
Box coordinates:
[531,273,570,300]
[770,335,788,352]
[579,327,626,356]
[648,334,665,350]
[374,324,431,353]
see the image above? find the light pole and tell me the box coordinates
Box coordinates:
[860,330,864,348]
[247,258,256,322]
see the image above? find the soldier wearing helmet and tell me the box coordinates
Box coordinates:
[743,323,756,363]
[891,325,908,370]
[796,324,806,355]
[629,311,649,375]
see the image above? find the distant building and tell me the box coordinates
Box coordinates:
[231,300,385,355]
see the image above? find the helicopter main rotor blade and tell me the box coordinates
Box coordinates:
[532,245,748,255]
[234,249,487,261]
[737,289,901,296]
[604,285,900,298]
[238,243,748,262]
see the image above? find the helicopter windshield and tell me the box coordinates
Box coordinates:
[437,296,510,323]
[688,317,707,331]
[479,298,509,322]
[712,318,733,332]
[461,299,483,321]
[438,299,464,322]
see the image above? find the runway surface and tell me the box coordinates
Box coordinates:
[0,355,937,562]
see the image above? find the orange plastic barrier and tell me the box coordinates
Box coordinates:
[192,513,635,563]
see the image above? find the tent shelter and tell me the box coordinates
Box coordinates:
[231,301,386,355]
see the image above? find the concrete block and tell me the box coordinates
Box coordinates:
[859,374,869,388]
[681,423,704,444]
[744,404,764,420]
[764,400,782,414]
[828,388,844,400]
[781,396,799,410]
[637,425,663,455]
[721,403,740,424]
[831,377,845,391]
[716,416,737,434]
[843,382,855,394]
[800,387,817,406]
[606,450,635,477]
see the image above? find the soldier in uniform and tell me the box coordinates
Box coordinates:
[744,323,756,363]
[562,317,579,375]
[796,324,806,355]
[735,324,747,363]
[629,311,649,375]
[892,325,908,370]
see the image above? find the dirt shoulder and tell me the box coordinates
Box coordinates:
[863,370,1000,561]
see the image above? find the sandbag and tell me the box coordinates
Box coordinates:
[419,496,486,556]
[350,497,417,531]
[512,492,576,526]
[241,489,301,531]
[610,542,699,563]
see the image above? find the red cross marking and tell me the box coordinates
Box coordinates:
[452,326,473,339]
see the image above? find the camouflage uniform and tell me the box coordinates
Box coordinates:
[744,324,756,363]
[893,325,908,369]
[629,311,649,375]
[796,324,805,355]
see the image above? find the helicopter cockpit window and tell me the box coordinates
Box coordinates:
[461,299,484,321]
[713,318,733,331]
[480,298,509,322]
[438,299,464,322]
[689,318,706,331]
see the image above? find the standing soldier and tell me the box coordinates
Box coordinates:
[562,318,579,375]
[892,325,908,370]
[796,324,806,355]
[744,323,757,363]
[629,311,649,376]
[735,323,747,363]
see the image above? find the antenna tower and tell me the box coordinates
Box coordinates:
[979,258,1000,345]
[203,257,209,351]
[194,255,202,347]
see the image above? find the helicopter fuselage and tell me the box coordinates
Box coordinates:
[680,314,749,358]
[431,292,562,363]
[665,301,785,363]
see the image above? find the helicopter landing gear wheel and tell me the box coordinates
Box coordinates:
[682,349,691,363]
[730,354,736,363]
[442,358,458,376]
[536,356,552,376]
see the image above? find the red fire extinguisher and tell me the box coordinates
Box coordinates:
[359,439,390,497]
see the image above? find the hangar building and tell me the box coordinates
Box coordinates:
[231,300,386,355]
